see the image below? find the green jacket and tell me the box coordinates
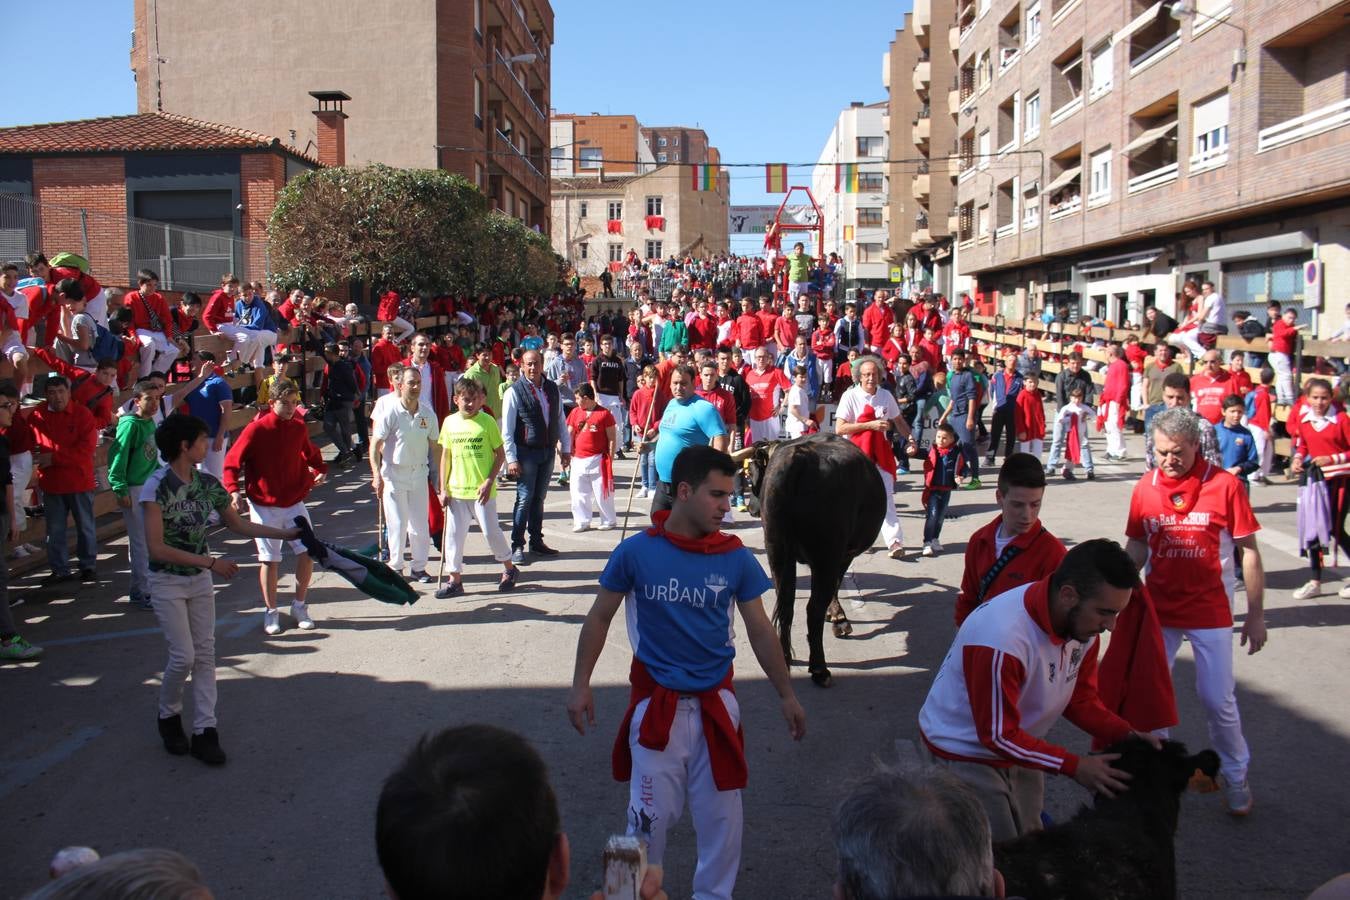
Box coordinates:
[108,414,161,496]
[660,319,689,353]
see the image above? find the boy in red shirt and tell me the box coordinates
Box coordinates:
[1014,375,1047,457]
[565,385,617,532]
[811,318,836,386]
[732,298,764,352]
[128,269,179,379]
[1225,352,1253,397]
[1244,367,1275,484]
[921,424,965,557]
[30,375,99,582]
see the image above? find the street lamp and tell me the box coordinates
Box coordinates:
[1168,2,1247,69]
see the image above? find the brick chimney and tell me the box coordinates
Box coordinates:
[309,90,350,167]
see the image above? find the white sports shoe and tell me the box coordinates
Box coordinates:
[291,602,315,630]
[1338,583,1350,600]
[1293,580,1322,601]
[1224,778,1253,816]
[571,523,590,533]
[263,608,282,635]
[921,543,934,557]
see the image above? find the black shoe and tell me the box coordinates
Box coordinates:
[158,714,189,756]
[1062,468,1076,481]
[411,570,435,584]
[435,581,465,599]
[1086,470,1096,481]
[41,571,75,587]
[190,727,227,766]
[498,568,519,592]
[615,449,627,460]
[529,542,559,557]
[79,568,96,583]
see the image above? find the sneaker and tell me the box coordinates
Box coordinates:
[530,542,560,557]
[1086,470,1096,481]
[10,544,29,559]
[410,570,434,584]
[157,714,189,755]
[921,543,934,557]
[984,454,996,466]
[130,595,154,611]
[498,568,519,592]
[190,727,227,766]
[264,608,282,635]
[378,548,390,562]
[615,450,627,460]
[21,543,40,555]
[1339,583,1350,600]
[79,568,96,582]
[557,472,569,487]
[1062,468,1076,481]
[41,571,75,588]
[1293,580,1322,601]
[596,522,616,531]
[932,539,943,553]
[510,547,527,565]
[961,478,982,491]
[0,634,42,661]
[290,601,315,630]
[888,544,906,560]
[435,581,465,599]
[571,523,590,533]
[1224,778,1253,816]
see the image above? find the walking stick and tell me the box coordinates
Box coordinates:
[619,392,660,541]
[376,492,385,559]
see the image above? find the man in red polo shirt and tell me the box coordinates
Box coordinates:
[955,453,1066,626]
[1190,350,1232,424]
[127,269,179,379]
[30,375,99,583]
[745,347,789,443]
[862,291,894,354]
[732,298,764,353]
[1125,406,1264,817]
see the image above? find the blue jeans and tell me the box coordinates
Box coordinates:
[638,448,659,491]
[924,489,952,543]
[46,490,97,574]
[1142,402,1165,438]
[511,446,555,549]
[950,418,981,481]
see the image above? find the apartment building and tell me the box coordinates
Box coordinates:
[951,0,1350,334]
[811,102,892,289]
[885,0,963,297]
[548,114,657,178]
[550,165,729,275]
[131,0,553,232]
[640,127,720,167]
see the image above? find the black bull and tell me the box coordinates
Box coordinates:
[737,433,886,687]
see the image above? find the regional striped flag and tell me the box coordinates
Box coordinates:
[765,163,788,193]
[691,164,718,192]
[835,162,860,193]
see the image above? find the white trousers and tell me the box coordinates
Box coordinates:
[1016,439,1043,458]
[748,416,781,443]
[1249,424,1272,478]
[597,392,626,437]
[150,570,217,732]
[10,450,32,533]
[878,465,903,549]
[198,438,228,481]
[569,453,616,527]
[1130,372,1144,411]
[383,476,431,574]
[628,693,743,900]
[138,331,180,378]
[1168,329,1206,362]
[1269,352,1294,405]
[1161,626,1250,784]
[215,323,270,367]
[1105,401,1127,456]
[443,494,513,574]
[385,316,416,343]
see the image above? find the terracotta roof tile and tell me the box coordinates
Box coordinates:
[0,112,320,165]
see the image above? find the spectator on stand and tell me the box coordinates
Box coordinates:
[204,273,268,372]
[29,251,108,327]
[0,262,31,391]
[377,287,416,343]
[0,381,42,660]
[1268,306,1304,405]
[184,352,234,479]
[127,269,179,379]
[52,279,97,373]
[31,374,99,584]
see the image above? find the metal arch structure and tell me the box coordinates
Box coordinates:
[763,186,826,306]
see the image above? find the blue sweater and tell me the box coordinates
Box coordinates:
[1214,421,1258,479]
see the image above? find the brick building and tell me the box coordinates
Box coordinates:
[549,114,657,177]
[640,126,719,167]
[130,0,553,232]
[0,112,319,291]
[946,0,1350,334]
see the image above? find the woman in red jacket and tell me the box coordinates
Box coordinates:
[1290,377,1350,600]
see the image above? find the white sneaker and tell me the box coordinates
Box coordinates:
[10,545,29,559]
[1293,580,1322,601]
[263,608,282,635]
[921,543,934,557]
[932,539,943,553]
[596,522,616,531]
[1224,778,1253,816]
[571,523,590,533]
[1338,583,1350,600]
[291,601,316,630]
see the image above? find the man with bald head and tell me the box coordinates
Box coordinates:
[502,350,571,564]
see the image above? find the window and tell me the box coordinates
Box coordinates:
[671,136,679,146]
[474,79,483,130]
[550,146,567,174]
[473,162,484,189]
[1026,1,1042,47]
[1050,42,1083,122]
[579,242,589,260]
[977,129,991,168]
[1088,41,1112,100]
[474,0,482,38]
[1127,1,1181,72]
[645,240,663,259]
[607,200,623,220]
[658,136,667,147]
[1125,95,1179,193]
[1191,90,1230,171]
[502,188,514,214]
[1088,147,1112,203]
[579,147,603,169]
[646,196,663,216]
[1023,184,1040,229]
[608,243,623,263]
[977,204,990,238]
[996,178,1017,233]
[959,61,976,104]
[997,93,1019,151]
[999,7,1022,72]
[1024,92,1041,139]
[657,152,668,162]
[856,243,883,263]
[856,136,884,157]
[1047,146,1082,218]
[977,49,993,91]
[958,201,975,242]
[578,200,588,218]
[1224,255,1310,311]
[857,207,883,227]
[858,171,885,192]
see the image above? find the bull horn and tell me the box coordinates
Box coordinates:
[729,445,757,463]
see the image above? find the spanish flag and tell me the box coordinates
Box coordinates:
[835,163,860,193]
[691,164,718,192]
[765,163,788,193]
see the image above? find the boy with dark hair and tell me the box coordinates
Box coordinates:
[1215,394,1259,487]
[128,268,178,378]
[955,453,1066,625]
[110,379,164,610]
[922,423,964,557]
[1244,367,1275,484]
[31,373,99,584]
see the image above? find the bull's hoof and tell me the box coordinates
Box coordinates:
[832,619,853,638]
[810,669,833,688]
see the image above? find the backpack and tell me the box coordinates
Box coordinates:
[91,322,125,361]
[71,372,114,412]
[47,252,90,273]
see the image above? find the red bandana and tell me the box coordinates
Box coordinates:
[1153,458,1212,516]
[647,509,743,554]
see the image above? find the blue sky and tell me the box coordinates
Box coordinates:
[1,0,908,248]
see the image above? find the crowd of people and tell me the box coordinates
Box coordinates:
[5,252,1345,899]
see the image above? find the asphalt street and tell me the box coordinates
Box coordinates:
[2,431,1348,899]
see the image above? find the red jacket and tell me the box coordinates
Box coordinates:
[203,289,235,331]
[811,328,835,360]
[30,402,98,493]
[127,289,173,336]
[862,303,891,348]
[31,348,116,429]
[1,410,35,454]
[1100,358,1130,405]
[223,411,326,507]
[377,291,401,322]
[1014,388,1047,441]
[955,516,1066,626]
[732,314,764,349]
[370,339,403,389]
[403,356,450,421]
[688,314,718,350]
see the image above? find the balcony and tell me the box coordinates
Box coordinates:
[1050,96,1082,126]
[912,116,931,145]
[998,46,1021,76]
[913,59,931,92]
[1189,144,1229,174]
[1048,194,1081,220]
[494,128,546,195]
[950,24,961,51]
[488,49,546,127]
[1257,98,1350,153]
[1127,161,1178,194]
[996,221,1018,239]
[914,0,931,36]
[912,226,933,245]
[913,173,931,199]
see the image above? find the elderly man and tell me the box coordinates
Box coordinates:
[1125,407,1265,816]
[650,365,729,513]
[371,368,441,583]
[745,347,790,443]
[833,767,1002,900]
[30,375,99,584]
[835,356,915,559]
[502,350,571,564]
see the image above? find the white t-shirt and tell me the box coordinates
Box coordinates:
[784,385,811,439]
[836,385,900,426]
[373,400,441,485]
[1,288,29,320]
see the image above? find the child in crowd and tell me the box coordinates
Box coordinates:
[256,353,296,410]
[1052,384,1095,480]
[628,366,663,499]
[1216,394,1259,488]
[783,366,813,439]
[1014,374,1047,457]
[565,384,617,532]
[1227,351,1254,397]
[1244,366,1275,484]
[498,362,519,413]
[921,423,964,556]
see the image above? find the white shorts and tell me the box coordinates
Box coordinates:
[2,331,27,362]
[248,500,311,562]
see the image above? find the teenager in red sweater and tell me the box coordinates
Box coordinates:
[30,375,99,582]
[1244,367,1275,484]
[370,323,404,396]
[223,386,328,635]
[128,269,179,379]
[954,453,1066,625]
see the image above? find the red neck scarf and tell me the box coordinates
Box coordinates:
[1153,458,1213,517]
[850,401,897,476]
[647,509,743,554]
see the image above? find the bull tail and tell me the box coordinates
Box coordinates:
[765,531,796,664]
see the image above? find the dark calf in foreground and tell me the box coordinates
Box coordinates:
[995,737,1221,900]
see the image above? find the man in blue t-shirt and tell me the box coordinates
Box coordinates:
[567,445,806,900]
[184,353,234,479]
[651,364,728,514]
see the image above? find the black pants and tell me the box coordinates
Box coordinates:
[988,405,1016,460]
[1310,482,1350,579]
[352,400,369,448]
[323,405,354,455]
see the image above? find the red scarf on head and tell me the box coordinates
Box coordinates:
[850,402,897,477]
[647,509,743,554]
[1153,459,1213,517]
